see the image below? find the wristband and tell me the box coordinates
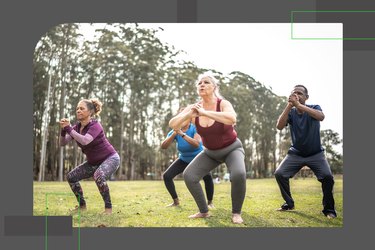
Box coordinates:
[63,126,73,134]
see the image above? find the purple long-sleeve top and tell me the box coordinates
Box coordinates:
[60,120,117,166]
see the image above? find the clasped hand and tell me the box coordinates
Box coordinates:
[190,103,206,117]
[288,94,300,107]
[59,118,70,129]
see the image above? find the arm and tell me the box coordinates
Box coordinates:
[295,104,325,121]
[169,105,197,130]
[161,131,177,149]
[276,103,293,130]
[60,131,73,146]
[192,100,237,125]
[59,118,95,146]
[176,129,201,148]
[67,129,94,145]
[289,93,325,121]
[59,118,73,146]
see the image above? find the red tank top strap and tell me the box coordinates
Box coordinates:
[216,98,222,111]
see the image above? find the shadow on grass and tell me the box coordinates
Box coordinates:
[202,208,273,228]
[198,208,342,228]
[281,210,343,227]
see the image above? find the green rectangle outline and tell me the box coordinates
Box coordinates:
[45,193,81,250]
[291,10,375,40]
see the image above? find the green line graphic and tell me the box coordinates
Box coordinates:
[291,10,375,40]
[45,193,81,250]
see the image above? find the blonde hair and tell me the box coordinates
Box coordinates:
[196,71,224,99]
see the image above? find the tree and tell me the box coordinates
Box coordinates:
[321,129,343,174]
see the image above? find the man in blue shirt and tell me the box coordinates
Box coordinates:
[274,85,337,219]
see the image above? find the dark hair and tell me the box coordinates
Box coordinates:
[294,84,308,96]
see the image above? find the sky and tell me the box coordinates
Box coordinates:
[81,23,343,150]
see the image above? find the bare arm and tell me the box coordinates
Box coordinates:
[289,93,325,121]
[176,129,201,148]
[295,104,325,121]
[161,131,177,149]
[276,103,293,130]
[169,105,197,130]
[192,100,237,125]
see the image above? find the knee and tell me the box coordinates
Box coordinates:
[93,170,105,182]
[321,174,334,184]
[162,171,173,181]
[183,170,200,184]
[274,169,282,179]
[230,171,246,183]
[66,171,75,183]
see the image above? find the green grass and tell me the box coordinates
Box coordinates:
[33,177,343,228]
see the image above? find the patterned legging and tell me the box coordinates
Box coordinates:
[66,153,120,208]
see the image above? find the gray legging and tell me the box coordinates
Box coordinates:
[183,138,246,214]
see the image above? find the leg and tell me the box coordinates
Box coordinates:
[274,154,304,209]
[307,152,336,217]
[66,161,96,207]
[225,147,246,223]
[183,152,219,214]
[202,173,214,205]
[162,159,188,205]
[93,154,120,212]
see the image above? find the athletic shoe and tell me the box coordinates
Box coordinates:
[326,213,337,219]
[276,203,294,211]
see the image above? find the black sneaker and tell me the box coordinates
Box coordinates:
[276,203,294,211]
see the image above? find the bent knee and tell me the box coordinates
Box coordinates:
[230,171,246,183]
[66,172,75,183]
[162,172,173,181]
[320,174,334,183]
[183,171,200,184]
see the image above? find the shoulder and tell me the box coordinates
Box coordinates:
[220,99,232,107]
[307,104,322,111]
[89,120,103,129]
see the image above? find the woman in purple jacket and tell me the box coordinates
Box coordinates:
[60,98,120,214]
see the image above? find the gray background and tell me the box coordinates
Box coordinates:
[1,0,374,249]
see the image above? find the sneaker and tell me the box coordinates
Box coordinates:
[232,213,244,224]
[276,203,294,211]
[166,202,180,207]
[207,203,215,209]
[166,198,180,207]
[326,213,337,219]
[188,212,210,219]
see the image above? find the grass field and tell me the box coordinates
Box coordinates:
[33,176,343,228]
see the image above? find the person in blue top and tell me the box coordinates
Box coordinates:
[274,85,337,219]
[161,118,214,208]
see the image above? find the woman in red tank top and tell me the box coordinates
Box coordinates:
[169,72,247,224]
